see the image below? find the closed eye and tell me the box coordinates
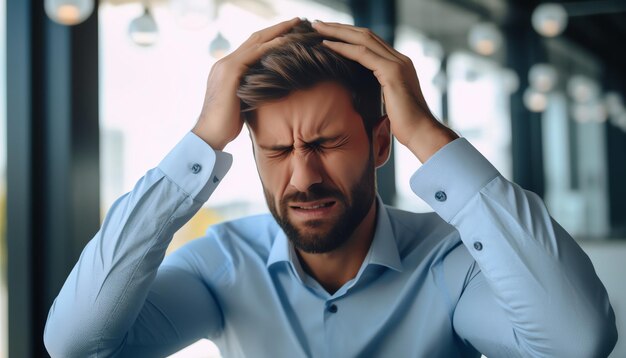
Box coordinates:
[260,135,349,158]
[266,147,292,159]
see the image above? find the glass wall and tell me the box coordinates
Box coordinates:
[393,26,443,213]
[99,1,352,355]
[392,45,513,213]
[0,0,7,355]
[447,51,513,180]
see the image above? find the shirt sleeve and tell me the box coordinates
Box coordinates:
[44,132,233,357]
[410,138,618,357]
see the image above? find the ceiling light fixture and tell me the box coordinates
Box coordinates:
[129,6,159,47]
[532,1,626,38]
[502,68,520,94]
[567,75,600,104]
[468,22,503,56]
[532,3,568,37]
[523,87,549,112]
[209,32,231,59]
[529,64,558,93]
[44,0,94,26]
[171,0,214,30]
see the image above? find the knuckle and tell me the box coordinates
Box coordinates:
[360,30,373,41]
[248,32,261,43]
[212,59,226,71]
[357,45,369,54]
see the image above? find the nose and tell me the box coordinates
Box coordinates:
[289,151,323,192]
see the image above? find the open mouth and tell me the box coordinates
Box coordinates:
[290,200,336,210]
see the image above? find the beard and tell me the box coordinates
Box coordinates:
[264,152,376,254]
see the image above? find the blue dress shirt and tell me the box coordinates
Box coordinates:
[44,132,617,357]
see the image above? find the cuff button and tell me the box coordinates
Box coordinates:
[191,163,202,174]
[435,190,447,202]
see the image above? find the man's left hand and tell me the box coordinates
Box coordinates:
[312,20,458,163]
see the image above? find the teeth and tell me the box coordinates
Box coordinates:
[296,202,332,210]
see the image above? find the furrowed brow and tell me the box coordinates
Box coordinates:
[258,135,343,151]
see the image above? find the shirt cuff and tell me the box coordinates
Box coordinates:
[158,132,233,202]
[409,138,500,223]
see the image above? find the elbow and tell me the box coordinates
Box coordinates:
[583,316,618,358]
[583,300,618,358]
[524,304,619,358]
[553,311,618,358]
[44,313,91,358]
[44,319,77,358]
[43,320,67,358]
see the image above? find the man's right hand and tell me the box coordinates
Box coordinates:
[192,17,301,151]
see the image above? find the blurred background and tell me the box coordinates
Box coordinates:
[3,0,626,356]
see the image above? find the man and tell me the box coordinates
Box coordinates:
[44,18,617,357]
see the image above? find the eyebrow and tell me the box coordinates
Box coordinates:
[258,135,343,151]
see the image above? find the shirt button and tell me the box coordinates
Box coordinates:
[435,190,447,202]
[473,241,483,251]
[191,163,202,174]
[327,304,338,313]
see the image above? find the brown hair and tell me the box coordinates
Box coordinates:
[237,20,383,137]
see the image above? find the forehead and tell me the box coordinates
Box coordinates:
[249,82,362,140]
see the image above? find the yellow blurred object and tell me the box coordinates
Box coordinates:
[166,207,223,255]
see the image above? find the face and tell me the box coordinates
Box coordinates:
[248,82,387,254]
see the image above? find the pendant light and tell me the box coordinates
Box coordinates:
[129,6,159,47]
[44,0,95,26]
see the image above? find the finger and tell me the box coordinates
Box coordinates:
[315,21,408,62]
[312,21,401,63]
[238,36,289,65]
[322,40,395,75]
[242,17,301,47]
[316,21,366,32]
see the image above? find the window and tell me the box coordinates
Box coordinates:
[393,26,443,213]
[99,1,352,355]
[392,46,513,214]
[447,51,513,180]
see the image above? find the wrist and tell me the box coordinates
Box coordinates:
[406,119,458,163]
[191,123,227,151]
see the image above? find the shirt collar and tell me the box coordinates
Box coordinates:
[266,196,403,273]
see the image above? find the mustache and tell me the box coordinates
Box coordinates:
[281,184,345,205]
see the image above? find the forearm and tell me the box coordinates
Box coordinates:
[44,133,232,357]
[411,138,617,356]
[454,177,616,356]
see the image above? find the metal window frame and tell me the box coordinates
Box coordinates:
[6,0,100,356]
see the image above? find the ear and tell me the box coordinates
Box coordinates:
[372,115,391,169]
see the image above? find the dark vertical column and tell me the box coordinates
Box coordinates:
[6,0,100,356]
[503,9,546,197]
[6,0,35,355]
[349,0,397,205]
[440,55,449,126]
[605,79,626,237]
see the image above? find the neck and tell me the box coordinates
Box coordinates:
[296,199,378,295]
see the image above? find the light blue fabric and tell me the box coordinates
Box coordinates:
[44,132,617,358]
